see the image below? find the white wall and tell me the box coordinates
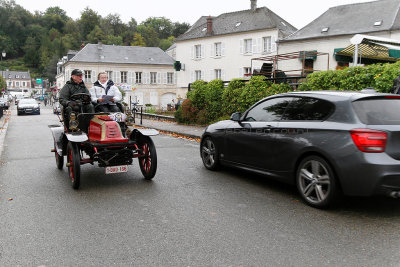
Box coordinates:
[175,29,280,88]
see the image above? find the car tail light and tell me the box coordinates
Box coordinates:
[350,129,387,153]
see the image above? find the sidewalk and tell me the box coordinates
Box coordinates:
[133,118,205,140]
[0,108,11,158]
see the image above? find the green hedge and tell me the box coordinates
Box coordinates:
[299,61,400,92]
[176,61,400,125]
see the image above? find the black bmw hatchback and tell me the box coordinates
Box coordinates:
[200,89,400,208]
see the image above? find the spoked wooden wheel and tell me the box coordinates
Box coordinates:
[138,137,157,180]
[54,141,63,170]
[67,141,81,189]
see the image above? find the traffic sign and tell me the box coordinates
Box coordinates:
[36,78,42,84]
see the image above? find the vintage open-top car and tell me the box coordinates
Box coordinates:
[50,93,158,189]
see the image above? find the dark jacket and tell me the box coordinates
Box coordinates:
[59,78,90,107]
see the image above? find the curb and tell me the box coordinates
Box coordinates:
[133,124,202,141]
[0,109,11,158]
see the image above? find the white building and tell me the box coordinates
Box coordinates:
[277,0,400,74]
[56,44,183,109]
[0,70,32,96]
[173,0,297,89]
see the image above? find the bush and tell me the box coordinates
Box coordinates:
[299,61,400,92]
[237,76,271,112]
[222,79,245,115]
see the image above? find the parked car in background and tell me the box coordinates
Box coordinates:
[200,89,400,208]
[17,98,40,115]
[0,97,10,109]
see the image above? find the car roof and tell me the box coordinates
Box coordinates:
[280,90,394,101]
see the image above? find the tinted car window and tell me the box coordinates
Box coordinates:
[353,98,400,125]
[244,97,292,122]
[282,97,334,121]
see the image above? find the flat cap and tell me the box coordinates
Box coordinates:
[71,69,83,76]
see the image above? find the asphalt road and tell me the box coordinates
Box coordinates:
[1,104,400,266]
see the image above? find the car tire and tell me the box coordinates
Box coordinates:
[137,136,157,180]
[296,155,340,209]
[67,141,81,189]
[200,136,220,171]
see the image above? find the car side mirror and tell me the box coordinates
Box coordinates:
[230,112,241,122]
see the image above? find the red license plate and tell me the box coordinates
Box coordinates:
[105,165,128,174]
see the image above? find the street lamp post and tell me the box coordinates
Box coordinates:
[1,50,5,61]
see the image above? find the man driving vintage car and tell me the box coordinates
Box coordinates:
[59,69,95,120]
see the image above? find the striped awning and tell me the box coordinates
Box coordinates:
[335,43,400,62]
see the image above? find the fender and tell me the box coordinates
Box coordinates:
[50,126,64,156]
[65,132,88,142]
[128,127,159,140]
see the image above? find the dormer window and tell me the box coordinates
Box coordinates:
[202,27,207,32]
[374,20,383,26]
[235,22,242,27]
[16,75,19,78]
[321,27,329,33]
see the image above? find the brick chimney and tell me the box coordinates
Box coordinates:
[207,16,213,34]
[251,0,257,11]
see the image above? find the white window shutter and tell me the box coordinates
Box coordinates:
[132,72,136,84]
[116,71,121,83]
[145,72,150,84]
[240,39,244,54]
[209,69,213,81]
[128,71,133,84]
[191,71,194,82]
[112,71,117,82]
[173,73,177,84]
[156,72,161,84]
[252,39,257,54]
[222,69,226,81]
[163,73,167,84]
[201,45,205,59]
[221,42,226,56]
[209,44,213,57]
[191,46,194,59]
[257,38,262,53]
[201,70,204,80]
[91,70,96,83]
[271,37,277,52]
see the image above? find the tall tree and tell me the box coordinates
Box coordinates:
[142,17,173,39]
[172,22,190,37]
[136,25,159,47]
[78,7,101,40]
[131,33,145,47]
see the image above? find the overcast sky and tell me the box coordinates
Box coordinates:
[14,0,375,29]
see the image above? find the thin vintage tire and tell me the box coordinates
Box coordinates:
[138,137,157,180]
[55,141,63,170]
[67,141,81,189]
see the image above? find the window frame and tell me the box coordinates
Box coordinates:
[136,72,142,84]
[150,72,157,84]
[244,39,252,54]
[120,71,127,83]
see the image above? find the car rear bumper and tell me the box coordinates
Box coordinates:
[336,152,400,197]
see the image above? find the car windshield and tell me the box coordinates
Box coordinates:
[19,99,37,104]
[352,97,400,125]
